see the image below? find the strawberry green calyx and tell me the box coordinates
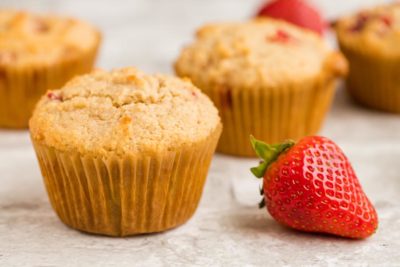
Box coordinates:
[250,136,295,178]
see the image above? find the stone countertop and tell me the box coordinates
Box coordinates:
[1,0,400,266]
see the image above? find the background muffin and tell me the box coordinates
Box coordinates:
[175,18,347,157]
[29,67,222,236]
[335,3,400,113]
[0,10,100,128]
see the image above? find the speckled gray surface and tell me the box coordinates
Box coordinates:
[1,1,400,266]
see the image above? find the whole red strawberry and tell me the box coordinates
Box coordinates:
[250,136,378,239]
[256,0,325,35]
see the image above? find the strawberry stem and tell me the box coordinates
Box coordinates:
[250,136,295,178]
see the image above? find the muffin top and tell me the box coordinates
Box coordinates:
[336,3,400,57]
[30,68,221,156]
[175,18,345,89]
[0,10,100,67]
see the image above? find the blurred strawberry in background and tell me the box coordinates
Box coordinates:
[256,0,326,35]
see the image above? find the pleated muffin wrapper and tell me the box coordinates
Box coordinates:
[0,41,100,129]
[338,44,400,113]
[198,53,348,157]
[31,125,222,237]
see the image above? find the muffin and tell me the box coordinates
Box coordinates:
[30,67,222,236]
[175,18,347,157]
[0,10,101,128]
[335,3,400,113]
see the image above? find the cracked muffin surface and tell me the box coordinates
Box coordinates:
[335,3,400,57]
[175,18,343,89]
[0,10,100,66]
[29,67,221,155]
[0,10,101,129]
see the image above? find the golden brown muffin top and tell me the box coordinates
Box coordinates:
[336,3,400,57]
[175,18,346,90]
[0,10,100,67]
[30,67,221,156]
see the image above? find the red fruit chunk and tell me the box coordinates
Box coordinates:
[350,13,393,33]
[257,0,325,35]
[268,29,294,43]
[349,13,369,32]
[47,92,62,101]
[251,136,378,239]
[380,16,392,27]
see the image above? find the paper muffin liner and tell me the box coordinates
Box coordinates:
[31,125,221,237]
[204,76,336,157]
[338,45,400,113]
[0,44,100,128]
